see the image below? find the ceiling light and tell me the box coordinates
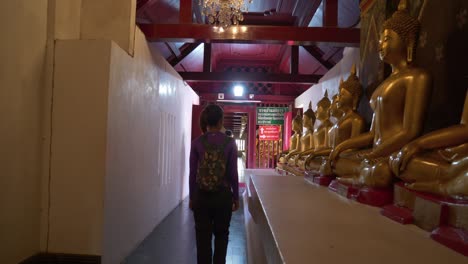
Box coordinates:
[233,85,244,97]
[199,0,253,28]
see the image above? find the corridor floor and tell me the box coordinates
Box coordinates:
[124,158,247,264]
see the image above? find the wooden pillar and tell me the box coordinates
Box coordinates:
[290,45,299,74]
[203,43,212,72]
[179,0,193,24]
[323,0,338,27]
[247,106,257,168]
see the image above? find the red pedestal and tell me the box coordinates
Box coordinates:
[328,180,359,199]
[381,205,414,224]
[431,226,468,257]
[356,186,393,207]
[313,174,335,186]
[304,171,316,184]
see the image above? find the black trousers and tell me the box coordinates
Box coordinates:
[193,188,233,264]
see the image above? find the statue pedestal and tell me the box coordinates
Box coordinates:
[357,186,393,207]
[328,180,359,199]
[304,171,335,186]
[328,180,393,207]
[282,165,305,177]
[432,227,468,257]
[381,182,468,256]
[276,163,288,176]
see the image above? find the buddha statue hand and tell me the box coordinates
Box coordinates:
[328,146,344,168]
[389,142,422,176]
[294,154,302,165]
[304,153,317,168]
[319,159,332,175]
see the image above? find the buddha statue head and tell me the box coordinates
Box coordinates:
[329,94,343,119]
[292,110,303,133]
[303,101,316,129]
[380,0,420,65]
[338,64,363,111]
[316,90,331,121]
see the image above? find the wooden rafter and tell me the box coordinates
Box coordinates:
[179,72,321,84]
[302,45,334,70]
[167,42,201,67]
[139,24,360,46]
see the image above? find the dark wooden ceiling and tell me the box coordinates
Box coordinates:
[136,0,360,135]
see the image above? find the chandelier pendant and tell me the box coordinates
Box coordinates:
[199,0,253,28]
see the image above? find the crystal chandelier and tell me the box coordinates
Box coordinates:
[199,0,253,28]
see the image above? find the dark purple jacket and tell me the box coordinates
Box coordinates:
[189,131,239,201]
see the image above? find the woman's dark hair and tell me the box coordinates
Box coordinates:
[204,104,224,127]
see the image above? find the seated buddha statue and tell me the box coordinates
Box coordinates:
[295,92,333,168]
[305,66,366,174]
[328,0,432,188]
[389,91,468,199]
[278,111,303,164]
[287,102,316,167]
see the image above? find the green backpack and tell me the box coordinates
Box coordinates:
[196,134,232,192]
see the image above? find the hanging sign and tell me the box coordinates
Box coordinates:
[256,107,289,125]
[259,125,281,141]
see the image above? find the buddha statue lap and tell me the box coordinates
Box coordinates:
[328,0,432,188]
[305,66,366,175]
[278,111,303,164]
[295,92,333,169]
[389,91,468,199]
[286,102,316,168]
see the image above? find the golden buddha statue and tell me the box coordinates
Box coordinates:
[305,66,366,174]
[278,111,303,164]
[329,0,432,187]
[389,91,468,199]
[287,102,316,167]
[294,92,333,168]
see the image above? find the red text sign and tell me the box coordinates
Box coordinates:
[259,125,280,141]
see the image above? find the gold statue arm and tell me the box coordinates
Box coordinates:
[304,148,333,165]
[369,73,432,159]
[390,124,468,175]
[351,117,366,137]
[328,131,374,166]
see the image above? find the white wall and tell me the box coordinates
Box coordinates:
[0,1,48,263]
[295,47,360,114]
[49,39,111,255]
[103,29,197,264]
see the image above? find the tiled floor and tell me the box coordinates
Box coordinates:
[125,159,247,264]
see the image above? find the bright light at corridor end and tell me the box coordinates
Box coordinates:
[233,85,244,97]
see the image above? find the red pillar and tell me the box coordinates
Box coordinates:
[247,106,256,168]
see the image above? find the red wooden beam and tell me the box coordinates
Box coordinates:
[198,93,297,104]
[323,0,338,27]
[139,24,360,46]
[179,0,192,24]
[179,72,321,84]
[290,46,299,74]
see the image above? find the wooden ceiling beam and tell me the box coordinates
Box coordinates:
[167,42,201,67]
[179,72,321,84]
[302,45,334,70]
[139,24,360,46]
[198,93,297,104]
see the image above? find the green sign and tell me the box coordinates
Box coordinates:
[256,107,289,125]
